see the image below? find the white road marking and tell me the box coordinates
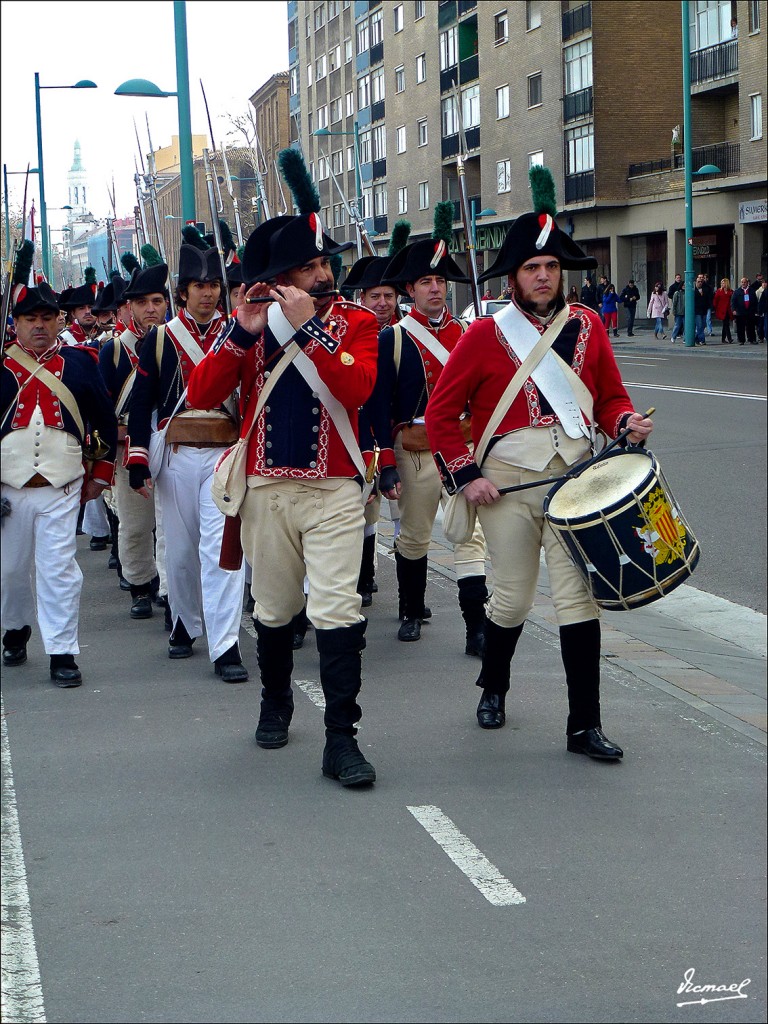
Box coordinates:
[407,804,526,906]
[1,697,47,1023]
[295,679,325,708]
[622,381,766,401]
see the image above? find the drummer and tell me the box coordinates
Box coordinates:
[425,167,653,761]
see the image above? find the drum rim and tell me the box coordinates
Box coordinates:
[544,448,657,524]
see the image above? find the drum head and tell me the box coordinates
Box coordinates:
[547,452,652,519]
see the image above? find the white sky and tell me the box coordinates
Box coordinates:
[0,0,289,231]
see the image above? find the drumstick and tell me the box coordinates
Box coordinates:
[495,407,656,497]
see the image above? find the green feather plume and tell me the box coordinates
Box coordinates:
[84,266,97,286]
[529,165,557,217]
[12,239,35,287]
[432,202,454,243]
[278,147,320,215]
[388,219,411,257]
[141,244,163,268]
[218,220,237,256]
[182,224,209,251]
[236,245,245,263]
[121,252,140,275]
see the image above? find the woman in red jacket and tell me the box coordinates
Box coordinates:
[712,277,734,344]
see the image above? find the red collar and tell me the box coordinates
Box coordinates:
[408,306,450,331]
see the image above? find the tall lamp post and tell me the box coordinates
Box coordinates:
[115,2,195,224]
[313,123,364,256]
[35,75,97,282]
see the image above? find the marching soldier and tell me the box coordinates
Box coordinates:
[360,204,488,655]
[1,277,117,685]
[58,269,99,345]
[126,245,248,681]
[187,208,379,787]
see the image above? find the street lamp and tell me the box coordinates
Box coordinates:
[114,2,195,224]
[313,123,363,256]
[3,164,40,254]
[35,75,97,282]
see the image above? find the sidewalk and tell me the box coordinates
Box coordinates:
[608,321,768,356]
[377,508,767,747]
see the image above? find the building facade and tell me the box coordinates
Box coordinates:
[287,0,766,313]
[249,72,293,222]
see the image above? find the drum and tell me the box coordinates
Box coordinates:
[543,449,700,611]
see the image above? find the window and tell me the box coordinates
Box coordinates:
[288,19,298,50]
[496,160,511,194]
[394,3,404,32]
[749,0,760,32]
[290,67,299,96]
[396,125,407,153]
[328,0,340,19]
[317,105,328,130]
[439,26,458,70]
[329,44,341,72]
[462,84,480,129]
[750,93,763,139]
[398,186,408,214]
[418,181,429,210]
[308,161,314,181]
[361,187,373,219]
[415,0,425,19]
[345,90,354,116]
[565,124,594,173]
[417,118,428,146]
[374,183,388,216]
[371,66,385,103]
[496,84,509,119]
[316,54,327,79]
[358,73,371,109]
[344,37,353,62]
[689,0,732,50]
[314,4,325,30]
[528,72,542,107]
[305,15,311,37]
[307,63,313,87]
[356,19,369,54]
[528,150,544,169]
[372,124,387,160]
[494,10,509,44]
[346,145,355,171]
[416,53,427,82]
[333,203,345,228]
[370,8,384,45]
[307,112,313,134]
[317,156,329,180]
[564,39,592,94]
[395,65,406,93]
[330,97,342,123]
[359,129,372,164]
[442,96,459,136]
[526,0,541,30]
[331,150,343,174]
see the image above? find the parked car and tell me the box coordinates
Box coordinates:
[459,299,511,322]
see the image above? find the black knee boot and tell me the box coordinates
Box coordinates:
[254,620,295,748]
[396,550,428,642]
[560,619,623,760]
[475,620,524,728]
[357,533,376,608]
[457,575,488,657]
[316,620,375,787]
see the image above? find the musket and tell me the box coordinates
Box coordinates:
[0,238,18,352]
[143,114,170,267]
[134,162,151,250]
[106,179,121,272]
[246,109,271,221]
[452,83,482,318]
[200,81,225,215]
[134,204,147,251]
[318,145,375,258]
[220,142,244,247]
[202,148,232,319]
[273,160,288,216]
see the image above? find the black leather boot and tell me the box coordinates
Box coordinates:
[254,620,295,748]
[3,625,32,667]
[316,620,375,786]
[291,604,310,649]
[357,533,376,608]
[49,653,82,687]
[129,583,154,619]
[395,551,429,642]
[457,575,488,657]
[214,641,249,683]
[560,619,623,760]
[168,618,195,659]
[475,620,524,728]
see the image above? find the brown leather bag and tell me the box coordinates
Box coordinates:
[165,415,239,446]
[400,423,430,451]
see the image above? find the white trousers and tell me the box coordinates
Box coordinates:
[1,483,82,654]
[154,444,245,662]
[82,493,110,537]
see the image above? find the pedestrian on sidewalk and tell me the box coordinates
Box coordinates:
[671,280,686,342]
[731,276,758,344]
[619,278,640,336]
[703,274,715,336]
[712,278,734,344]
[426,165,654,762]
[600,283,620,337]
[693,274,710,345]
[647,282,668,339]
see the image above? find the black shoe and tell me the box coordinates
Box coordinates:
[398,616,421,642]
[255,704,293,748]
[168,620,195,659]
[398,605,432,621]
[3,625,32,667]
[130,594,153,619]
[359,586,373,608]
[567,727,623,761]
[89,535,110,551]
[476,690,505,729]
[49,654,82,687]
[370,580,378,593]
[322,736,376,787]
[108,553,119,569]
[214,643,249,683]
[627,332,634,336]
[119,576,131,591]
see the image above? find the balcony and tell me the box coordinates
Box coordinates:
[691,39,738,84]
[373,215,388,235]
[372,158,387,180]
[442,134,460,159]
[458,0,477,13]
[564,171,594,204]
[370,42,384,65]
[563,86,593,123]
[440,66,458,94]
[371,99,385,122]
[459,54,479,83]
[439,0,457,29]
[562,3,591,41]
[628,141,740,178]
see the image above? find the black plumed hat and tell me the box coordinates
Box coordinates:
[177,245,223,287]
[122,263,170,299]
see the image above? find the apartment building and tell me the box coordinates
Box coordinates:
[287,0,766,311]
[249,72,293,221]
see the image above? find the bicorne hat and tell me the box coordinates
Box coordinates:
[241,213,352,286]
[122,263,170,300]
[12,281,60,318]
[177,245,223,288]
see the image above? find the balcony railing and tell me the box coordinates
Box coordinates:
[691,39,738,83]
[628,141,740,178]
[442,134,460,159]
[373,215,388,235]
[459,54,479,82]
[440,66,458,94]
[458,0,477,14]
[562,3,591,41]
[564,170,594,203]
[563,86,593,123]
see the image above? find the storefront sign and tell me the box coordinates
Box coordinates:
[739,199,767,223]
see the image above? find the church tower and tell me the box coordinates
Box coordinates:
[67,140,89,220]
